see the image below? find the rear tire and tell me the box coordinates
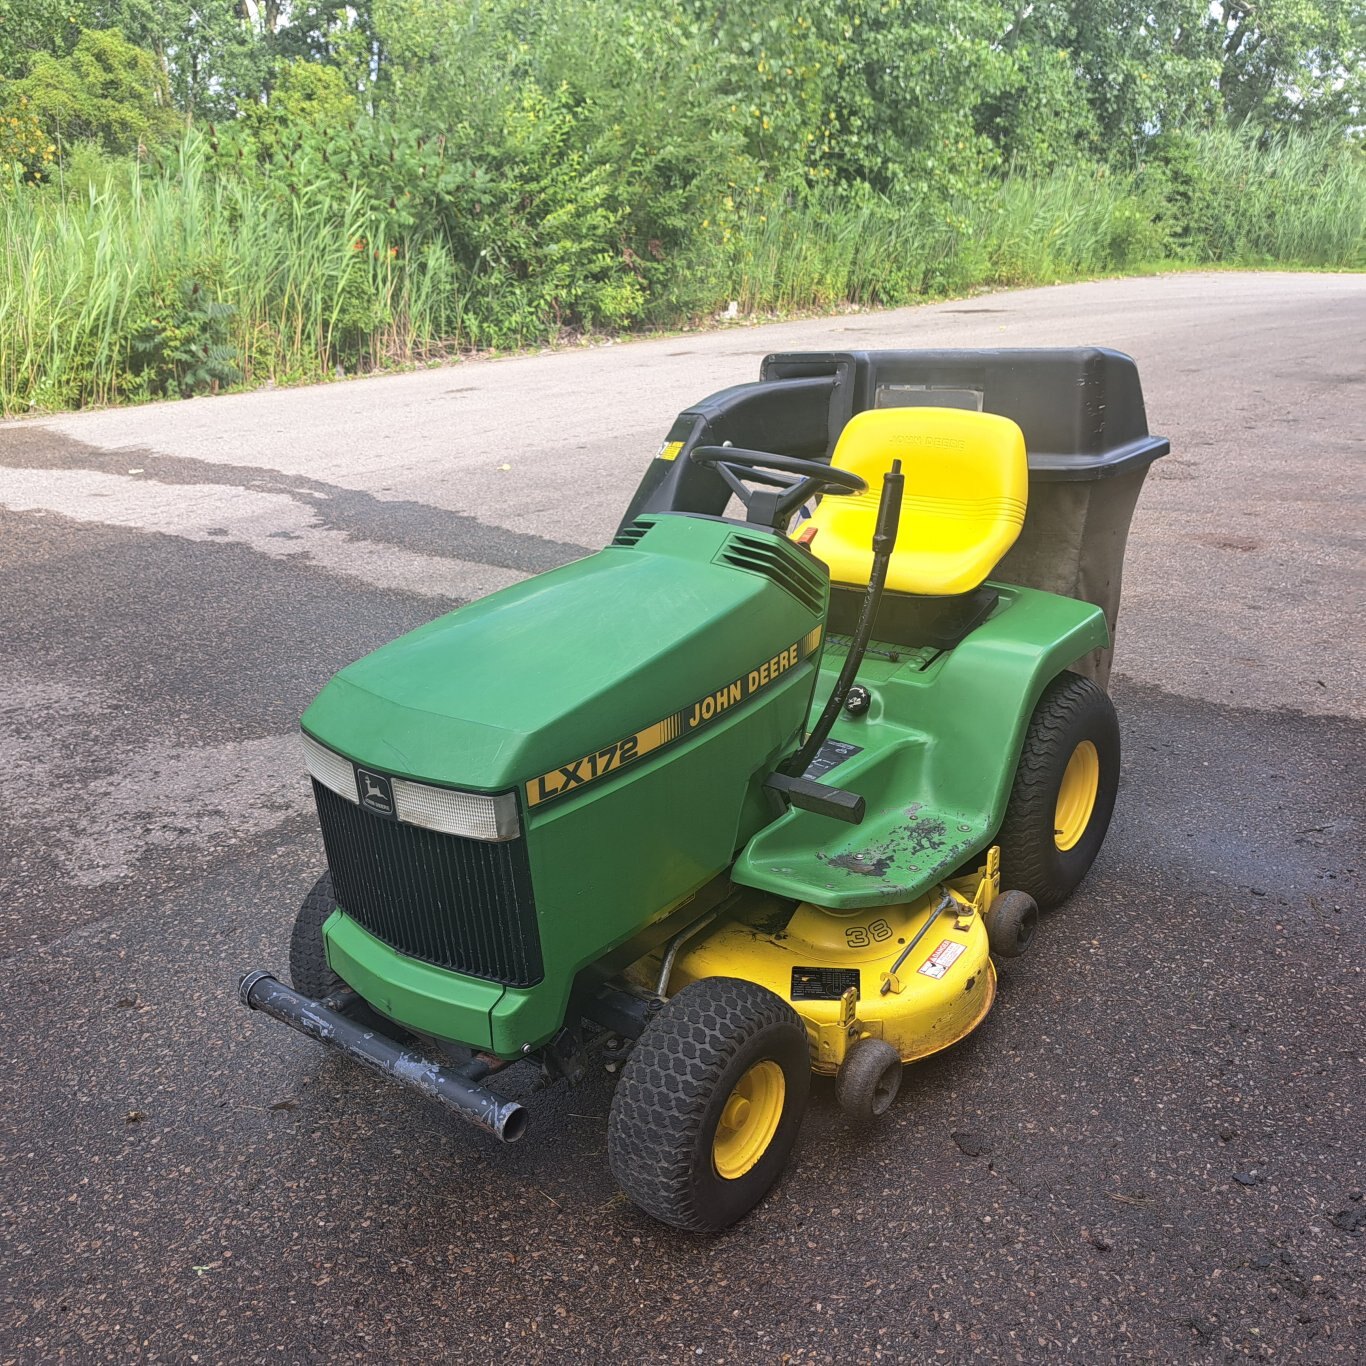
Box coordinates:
[997,672,1119,910]
[608,977,810,1232]
[289,871,344,999]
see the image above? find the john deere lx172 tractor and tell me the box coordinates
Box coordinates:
[240,347,1167,1231]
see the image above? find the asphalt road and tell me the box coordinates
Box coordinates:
[2,272,1363,1363]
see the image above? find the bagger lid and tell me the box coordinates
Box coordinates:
[761,347,1169,481]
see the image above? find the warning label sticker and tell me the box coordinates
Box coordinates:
[918,939,967,979]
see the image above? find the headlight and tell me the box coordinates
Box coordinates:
[390,776,520,841]
[300,733,520,842]
[300,732,355,799]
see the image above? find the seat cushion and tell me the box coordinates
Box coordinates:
[805,407,1028,596]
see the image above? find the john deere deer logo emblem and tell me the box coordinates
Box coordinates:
[356,768,395,817]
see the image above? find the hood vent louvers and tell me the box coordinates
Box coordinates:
[720,533,826,614]
[611,520,653,549]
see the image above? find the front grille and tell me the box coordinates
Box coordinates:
[313,779,543,986]
[720,533,826,614]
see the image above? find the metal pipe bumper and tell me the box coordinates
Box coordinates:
[238,971,529,1143]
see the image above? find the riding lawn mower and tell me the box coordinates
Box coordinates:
[239,346,1167,1231]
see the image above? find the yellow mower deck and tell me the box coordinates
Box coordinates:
[669,857,1001,1075]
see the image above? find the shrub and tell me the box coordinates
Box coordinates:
[238,59,359,162]
[129,275,240,398]
[0,95,56,184]
[8,28,179,155]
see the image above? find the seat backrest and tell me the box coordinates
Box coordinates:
[804,406,1028,596]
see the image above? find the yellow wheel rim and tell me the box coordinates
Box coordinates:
[1054,739,1100,851]
[712,1060,785,1180]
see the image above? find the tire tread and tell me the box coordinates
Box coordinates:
[289,871,344,999]
[997,672,1119,909]
[608,976,807,1232]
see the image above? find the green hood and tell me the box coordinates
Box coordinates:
[301,514,825,792]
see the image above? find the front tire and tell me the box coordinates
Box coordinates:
[289,871,344,999]
[997,672,1120,910]
[607,977,810,1232]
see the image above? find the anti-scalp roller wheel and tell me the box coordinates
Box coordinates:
[983,889,1039,957]
[835,1037,903,1123]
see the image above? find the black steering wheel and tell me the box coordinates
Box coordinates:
[690,445,866,529]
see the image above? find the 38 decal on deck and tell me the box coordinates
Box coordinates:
[526,626,823,808]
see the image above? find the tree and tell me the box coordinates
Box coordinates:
[8,28,180,154]
[687,0,1015,196]
[0,0,96,80]
[95,2,270,117]
[1210,0,1365,131]
[994,0,1364,161]
[980,42,1102,171]
[237,57,359,158]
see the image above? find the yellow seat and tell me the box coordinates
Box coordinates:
[803,406,1028,596]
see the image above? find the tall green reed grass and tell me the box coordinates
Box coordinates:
[1152,129,1366,267]
[667,132,1363,322]
[0,139,469,412]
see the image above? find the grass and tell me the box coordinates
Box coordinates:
[1153,129,1366,268]
[1,130,1361,415]
[665,134,1364,321]
[0,140,471,412]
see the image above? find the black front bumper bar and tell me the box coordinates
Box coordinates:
[238,971,529,1143]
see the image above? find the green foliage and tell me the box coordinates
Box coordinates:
[238,59,358,160]
[7,28,179,155]
[58,137,141,201]
[129,275,239,398]
[370,0,757,291]
[688,0,1011,196]
[5,124,1360,416]
[1209,0,1365,132]
[659,165,1177,319]
[1141,126,1366,266]
[0,143,246,410]
[982,44,1102,171]
[0,0,95,78]
[0,97,58,184]
[95,0,271,118]
[994,0,1365,155]
[461,82,643,339]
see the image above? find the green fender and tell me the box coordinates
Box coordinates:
[732,583,1109,909]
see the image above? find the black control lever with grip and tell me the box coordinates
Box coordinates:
[781,459,904,783]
